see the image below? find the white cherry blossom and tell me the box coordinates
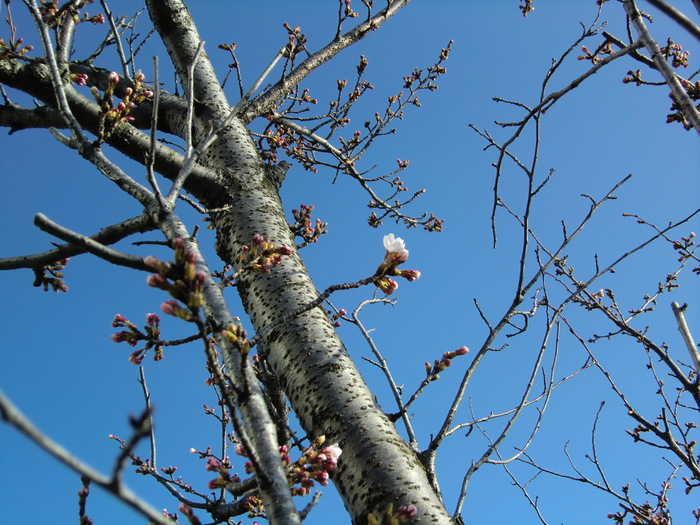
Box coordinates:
[383,233,406,253]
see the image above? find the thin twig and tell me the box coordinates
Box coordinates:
[100,0,130,78]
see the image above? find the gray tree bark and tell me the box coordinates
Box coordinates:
[144,2,453,523]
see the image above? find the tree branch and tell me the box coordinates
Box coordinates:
[34,213,151,271]
[239,0,412,123]
[671,301,700,374]
[0,389,173,525]
[645,0,700,41]
[0,214,155,271]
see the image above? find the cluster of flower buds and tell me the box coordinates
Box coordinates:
[282,22,307,59]
[424,346,469,381]
[71,72,88,85]
[367,502,419,525]
[285,436,342,496]
[108,434,153,474]
[680,79,700,101]
[291,204,328,245]
[576,43,614,64]
[237,234,293,274]
[261,123,318,172]
[204,455,239,490]
[622,69,645,86]
[144,238,207,323]
[660,39,690,69]
[110,313,163,365]
[177,503,203,525]
[39,0,105,28]
[234,436,342,497]
[243,495,265,518]
[221,322,250,356]
[90,70,153,132]
[374,234,421,295]
[34,258,69,292]
[0,36,34,60]
[328,308,346,328]
[672,231,697,267]
[342,0,360,19]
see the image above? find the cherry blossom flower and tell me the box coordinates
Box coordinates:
[383,233,406,254]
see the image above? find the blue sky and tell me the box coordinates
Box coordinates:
[1,1,698,524]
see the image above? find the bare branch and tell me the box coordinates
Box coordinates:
[34,213,151,271]
[240,0,413,123]
[645,0,700,41]
[0,389,173,525]
[0,214,155,271]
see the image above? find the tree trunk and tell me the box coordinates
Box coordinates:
[145,1,452,523]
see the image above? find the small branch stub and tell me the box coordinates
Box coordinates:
[671,301,700,375]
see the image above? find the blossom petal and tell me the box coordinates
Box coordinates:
[383,234,405,253]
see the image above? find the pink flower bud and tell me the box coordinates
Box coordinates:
[143,255,162,269]
[108,71,119,86]
[396,505,418,519]
[160,300,181,316]
[173,237,187,251]
[454,346,469,355]
[207,477,225,489]
[376,277,398,295]
[110,331,129,343]
[321,444,342,467]
[398,269,420,281]
[146,273,168,289]
[206,456,222,471]
[313,470,330,485]
[393,249,409,263]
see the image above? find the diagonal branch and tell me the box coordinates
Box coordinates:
[0,214,155,271]
[645,0,700,41]
[34,213,151,271]
[239,0,412,123]
[0,389,173,525]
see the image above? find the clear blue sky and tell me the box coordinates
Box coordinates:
[1,1,698,524]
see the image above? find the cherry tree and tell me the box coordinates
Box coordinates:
[0,1,698,524]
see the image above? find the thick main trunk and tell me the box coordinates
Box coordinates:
[206,166,452,525]
[144,2,452,522]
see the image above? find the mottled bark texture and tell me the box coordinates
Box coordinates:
[3,0,453,522]
[145,2,451,523]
